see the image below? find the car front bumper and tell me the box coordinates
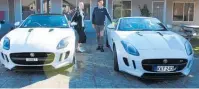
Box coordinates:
[116,45,194,78]
[0,43,75,70]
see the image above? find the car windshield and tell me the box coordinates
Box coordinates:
[118,18,167,31]
[20,15,69,28]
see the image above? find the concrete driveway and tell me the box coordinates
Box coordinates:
[0,33,199,88]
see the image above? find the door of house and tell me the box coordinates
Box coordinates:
[152,1,164,22]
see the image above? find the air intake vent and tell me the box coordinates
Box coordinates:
[49,29,54,32]
[1,53,4,60]
[5,55,9,62]
[28,29,33,32]
[132,60,136,69]
[59,53,63,61]
[64,51,70,60]
[123,57,129,66]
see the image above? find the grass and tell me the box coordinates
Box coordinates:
[190,37,199,56]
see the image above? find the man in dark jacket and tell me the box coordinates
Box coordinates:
[92,0,112,52]
[0,20,13,39]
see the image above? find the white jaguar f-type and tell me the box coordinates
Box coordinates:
[106,17,194,78]
[0,14,77,70]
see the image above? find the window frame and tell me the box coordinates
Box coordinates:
[172,1,195,22]
[112,0,132,20]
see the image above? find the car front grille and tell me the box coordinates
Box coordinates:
[10,52,55,65]
[142,59,188,72]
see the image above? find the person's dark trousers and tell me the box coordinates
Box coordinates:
[76,27,86,43]
[94,25,105,52]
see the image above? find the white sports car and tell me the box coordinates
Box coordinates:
[0,14,77,70]
[106,17,194,78]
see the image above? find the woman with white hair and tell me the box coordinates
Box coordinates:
[71,1,86,52]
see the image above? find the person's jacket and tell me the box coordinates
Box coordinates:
[71,8,84,30]
[0,21,13,39]
[92,7,112,25]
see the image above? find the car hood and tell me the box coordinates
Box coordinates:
[2,28,75,50]
[116,31,186,51]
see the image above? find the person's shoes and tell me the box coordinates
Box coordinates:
[78,47,86,52]
[100,47,104,52]
[96,46,101,50]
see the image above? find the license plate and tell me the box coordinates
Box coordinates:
[26,58,38,62]
[154,66,176,72]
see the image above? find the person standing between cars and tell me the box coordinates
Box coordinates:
[92,0,112,52]
[71,1,86,52]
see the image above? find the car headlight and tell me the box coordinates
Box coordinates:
[57,37,70,49]
[185,41,193,55]
[3,37,10,50]
[121,41,140,56]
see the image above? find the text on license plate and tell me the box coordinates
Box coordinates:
[155,66,176,72]
[26,58,38,62]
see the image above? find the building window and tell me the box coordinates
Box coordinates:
[173,2,194,21]
[43,0,51,13]
[113,0,131,19]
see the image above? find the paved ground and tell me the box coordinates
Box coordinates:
[0,33,199,88]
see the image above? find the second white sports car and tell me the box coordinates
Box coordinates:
[0,14,77,70]
[106,17,194,78]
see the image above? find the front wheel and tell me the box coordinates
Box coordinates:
[106,38,110,48]
[113,46,119,72]
[106,31,110,48]
[73,55,76,64]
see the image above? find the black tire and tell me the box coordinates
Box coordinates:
[106,38,110,48]
[106,31,110,48]
[73,56,76,64]
[113,46,119,72]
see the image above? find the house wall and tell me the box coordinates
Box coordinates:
[195,0,199,25]
[0,0,9,22]
[3,0,199,27]
[51,0,62,14]
[108,0,199,25]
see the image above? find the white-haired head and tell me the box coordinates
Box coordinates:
[79,1,84,10]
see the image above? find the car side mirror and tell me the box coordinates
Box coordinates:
[166,24,172,29]
[14,21,21,28]
[107,24,115,29]
[166,24,173,31]
[0,20,5,24]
